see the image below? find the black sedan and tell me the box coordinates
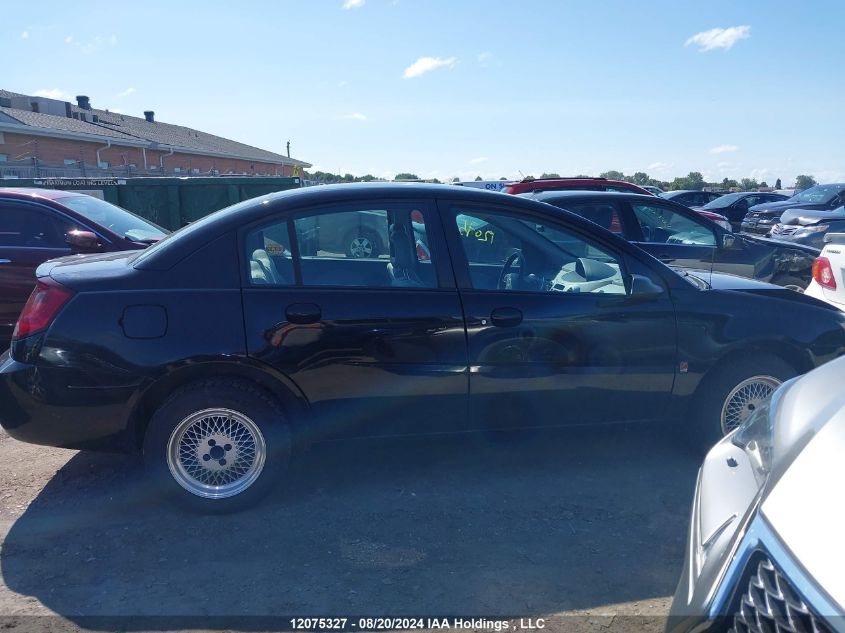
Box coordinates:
[2,183,844,512]
[660,190,725,208]
[740,183,845,236]
[529,191,819,291]
[694,191,789,231]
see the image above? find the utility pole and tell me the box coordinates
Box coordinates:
[286,140,291,158]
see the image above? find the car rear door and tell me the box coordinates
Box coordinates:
[240,198,468,440]
[624,199,717,278]
[439,198,677,431]
[0,200,74,341]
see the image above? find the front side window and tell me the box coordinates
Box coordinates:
[0,204,70,248]
[451,207,627,295]
[245,203,436,289]
[60,195,166,243]
[631,203,716,246]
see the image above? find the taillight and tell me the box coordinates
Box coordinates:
[12,278,74,340]
[812,257,837,290]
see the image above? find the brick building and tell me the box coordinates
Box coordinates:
[0,90,310,178]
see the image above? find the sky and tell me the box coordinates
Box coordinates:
[5,0,845,185]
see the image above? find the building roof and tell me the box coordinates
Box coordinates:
[0,90,310,167]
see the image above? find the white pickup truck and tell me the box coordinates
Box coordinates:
[806,232,845,309]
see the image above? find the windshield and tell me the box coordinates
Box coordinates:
[61,196,168,242]
[788,185,845,204]
[701,192,744,209]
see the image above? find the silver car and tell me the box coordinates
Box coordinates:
[668,354,845,633]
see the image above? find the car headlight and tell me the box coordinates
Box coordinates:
[731,383,789,488]
[794,225,829,237]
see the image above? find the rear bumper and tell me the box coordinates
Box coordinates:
[0,349,134,452]
[805,281,845,310]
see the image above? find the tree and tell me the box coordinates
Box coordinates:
[451,177,460,183]
[540,172,560,178]
[775,178,782,189]
[669,171,705,191]
[795,175,817,191]
[631,172,650,186]
[722,178,739,190]
[499,177,508,180]
[600,170,625,181]
[759,181,769,189]
[394,173,419,181]
[740,178,759,191]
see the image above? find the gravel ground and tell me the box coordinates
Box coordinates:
[0,424,699,633]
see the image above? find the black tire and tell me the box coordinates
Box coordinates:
[688,355,796,452]
[143,379,291,514]
[345,227,382,259]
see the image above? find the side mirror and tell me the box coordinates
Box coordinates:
[66,229,102,252]
[629,273,664,298]
[719,233,736,249]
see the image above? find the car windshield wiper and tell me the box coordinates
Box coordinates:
[669,266,711,290]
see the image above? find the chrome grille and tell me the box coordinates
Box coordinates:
[730,557,833,633]
[771,224,799,236]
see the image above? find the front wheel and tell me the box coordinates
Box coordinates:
[689,356,796,451]
[143,379,291,513]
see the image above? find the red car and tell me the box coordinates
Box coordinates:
[0,188,168,342]
[504,176,654,196]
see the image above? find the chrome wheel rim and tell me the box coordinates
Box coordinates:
[349,236,373,258]
[166,408,266,499]
[721,376,781,435]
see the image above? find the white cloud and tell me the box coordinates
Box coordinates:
[648,161,670,171]
[110,34,118,46]
[685,26,750,52]
[342,0,364,8]
[21,31,29,39]
[750,168,769,181]
[338,80,348,87]
[64,35,73,44]
[117,87,136,97]
[710,144,739,154]
[717,161,733,168]
[477,51,492,65]
[340,112,367,121]
[403,56,456,79]
[34,88,68,100]
[469,156,488,164]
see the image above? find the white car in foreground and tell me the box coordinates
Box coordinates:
[805,233,845,310]
[668,355,845,633]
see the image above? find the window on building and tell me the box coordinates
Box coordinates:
[64,159,77,166]
[98,161,109,169]
[0,154,7,163]
[173,167,181,173]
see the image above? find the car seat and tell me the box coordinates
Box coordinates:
[387,222,424,287]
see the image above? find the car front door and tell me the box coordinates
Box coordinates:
[440,199,677,431]
[241,198,468,440]
[0,201,74,342]
[626,199,718,278]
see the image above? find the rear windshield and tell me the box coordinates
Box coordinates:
[61,196,167,242]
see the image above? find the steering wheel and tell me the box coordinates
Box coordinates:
[498,250,526,290]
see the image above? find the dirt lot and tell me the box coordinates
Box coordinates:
[0,424,700,632]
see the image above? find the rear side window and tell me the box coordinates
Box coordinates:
[0,203,71,248]
[245,203,437,289]
[562,202,624,235]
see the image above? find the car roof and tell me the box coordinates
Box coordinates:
[529,190,655,202]
[0,187,84,202]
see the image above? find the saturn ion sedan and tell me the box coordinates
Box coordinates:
[667,354,845,633]
[1,184,845,512]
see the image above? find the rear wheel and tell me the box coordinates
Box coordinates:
[772,274,807,293]
[143,379,291,513]
[689,355,795,451]
[345,228,382,259]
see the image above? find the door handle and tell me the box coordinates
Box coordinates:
[490,307,523,328]
[285,303,322,325]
